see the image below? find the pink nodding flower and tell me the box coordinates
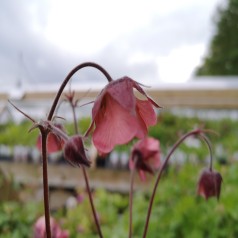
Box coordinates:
[129,137,161,181]
[86,77,160,155]
[36,123,65,154]
[33,216,69,238]
[197,168,223,200]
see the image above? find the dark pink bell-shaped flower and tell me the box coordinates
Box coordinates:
[33,216,69,238]
[86,77,160,154]
[129,137,161,181]
[197,168,223,200]
[64,135,91,167]
[36,123,65,154]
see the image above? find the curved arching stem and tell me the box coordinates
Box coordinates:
[199,134,213,171]
[10,62,112,238]
[47,62,113,121]
[41,62,112,237]
[142,129,213,238]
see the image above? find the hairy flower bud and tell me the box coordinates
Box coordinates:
[64,135,91,167]
[197,168,223,200]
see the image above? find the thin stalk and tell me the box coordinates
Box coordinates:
[199,134,213,171]
[128,156,138,238]
[10,62,113,238]
[47,62,113,121]
[71,99,103,238]
[142,129,203,238]
[82,165,103,238]
[41,130,51,238]
[43,62,112,237]
[71,103,79,135]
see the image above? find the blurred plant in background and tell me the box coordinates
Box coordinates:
[3,62,228,237]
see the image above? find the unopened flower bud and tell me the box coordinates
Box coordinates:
[197,168,222,200]
[64,135,91,167]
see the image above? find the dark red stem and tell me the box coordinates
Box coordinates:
[128,156,138,238]
[47,62,113,121]
[142,129,208,238]
[82,166,103,238]
[199,134,213,171]
[69,95,103,238]
[40,129,51,238]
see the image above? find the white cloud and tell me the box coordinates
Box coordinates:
[157,44,206,83]
[0,0,224,87]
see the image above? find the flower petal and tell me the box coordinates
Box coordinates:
[106,77,136,111]
[36,133,64,154]
[133,99,157,138]
[93,95,140,154]
[91,77,136,122]
[129,137,160,181]
[136,99,157,126]
[131,79,160,107]
[139,170,146,181]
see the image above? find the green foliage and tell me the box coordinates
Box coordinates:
[56,163,238,237]
[148,112,238,164]
[0,112,237,237]
[1,112,237,162]
[78,117,91,134]
[1,162,238,237]
[0,168,43,237]
[0,117,91,148]
[149,112,203,147]
[0,120,38,147]
[196,0,238,75]
[0,168,20,201]
[0,201,43,238]
[56,190,129,238]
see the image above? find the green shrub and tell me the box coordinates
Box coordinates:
[50,162,238,237]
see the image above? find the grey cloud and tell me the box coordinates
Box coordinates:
[113,4,217,57]
[0,0,220,88]
[0,0,71,86]
[90,44,159,85]
[82,1,219,85]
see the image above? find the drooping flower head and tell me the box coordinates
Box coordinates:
[129,137,161,181]
[197,168,223,200]
[64,135,91,167]
[33,216,69,238]
[86,77,160,154]
[36,123,65,154]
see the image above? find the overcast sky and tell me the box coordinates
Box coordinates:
[0,0,225,89]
